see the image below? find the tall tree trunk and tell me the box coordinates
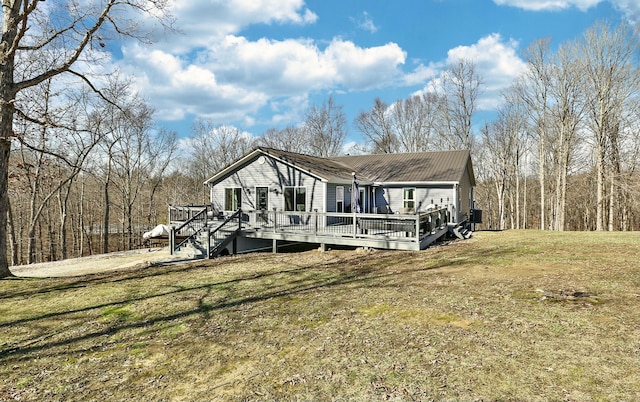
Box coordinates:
[0,0,20,277]
[7,198,18,266]
[0,139,13,276]
[80,178,85,257]
[103,157,112,254]
[596,148,606,231]
[539,133,546,230]
[608,173,615,231]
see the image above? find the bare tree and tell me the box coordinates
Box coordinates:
[514,38,553,230]
[256,126,313,155]
[0,0,170,276]
[577,21,640,231]
[391,93,440,152]
[303,95,348,157]
[434,59,483,150]
[547,41,586,231]
[355,98,398,153]
[184,120,254,203]
[12,79,102,263]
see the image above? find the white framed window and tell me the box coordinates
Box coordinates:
[336,186,344,212]
[403,188,416,211]
[224,188,242,211]
[256,187,268,210]
[284,186,306,212]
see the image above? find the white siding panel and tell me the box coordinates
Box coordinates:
[210,154,325,212]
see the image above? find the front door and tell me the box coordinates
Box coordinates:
[256,187,268,210]
[256,187,269,223]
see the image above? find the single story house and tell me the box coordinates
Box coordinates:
[169,147,478,256]
[205,147,475,221]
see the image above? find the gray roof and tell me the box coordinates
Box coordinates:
[332,150,474,185]
[205,147,474,186]
[259,147,358,182]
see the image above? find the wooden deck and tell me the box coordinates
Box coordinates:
[168,206,453,253]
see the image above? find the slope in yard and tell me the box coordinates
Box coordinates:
[1,231,639,401]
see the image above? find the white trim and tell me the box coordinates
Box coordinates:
[376,181,458,186]
[402,187,417,211]
[322,182,327,213]
[204,149,330,186]
[224,187,242,211]
[283,185,307,212]
[336,185,344,213]
[204,149,262,185]
[255,186,269,210]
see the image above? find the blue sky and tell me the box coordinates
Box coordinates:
[112,0,638,146]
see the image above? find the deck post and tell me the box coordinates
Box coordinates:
[273,208,277,232]
[206,227,211,259]
[313,209,318,236]
[353,211,357,238]
[272,238,278,253]
[415,214,420,241]
[169,227,175,255]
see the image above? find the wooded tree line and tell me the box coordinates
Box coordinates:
[2,3,639,272]
[478,22,640,231]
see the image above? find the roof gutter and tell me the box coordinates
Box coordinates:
[373,181,459,186]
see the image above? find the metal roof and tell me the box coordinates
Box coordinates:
[259,147,361,183]
[204,147,474,186]
[332,150,474,185]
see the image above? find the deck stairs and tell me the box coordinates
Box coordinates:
[448,222,473,240]
[172,209,242,259]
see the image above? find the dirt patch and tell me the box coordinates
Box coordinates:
[9,247,190,278]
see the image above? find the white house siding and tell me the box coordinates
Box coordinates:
[210,154,325,213]
[458,168,473,222]
[381,185,455,215]
[326,184,337,212]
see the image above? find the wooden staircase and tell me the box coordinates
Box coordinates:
[448,222,473,240]
[170,208,243,259]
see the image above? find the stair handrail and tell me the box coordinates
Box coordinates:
[174,205,210,234]
[208,209,243,258]
[172,208,242,254]
[171,205,211,253]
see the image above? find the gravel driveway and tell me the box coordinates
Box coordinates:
[9,247,192,278]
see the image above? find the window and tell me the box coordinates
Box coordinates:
[224,188,241,211]
[403,188,416,211]
[336,186,344,212]
[284,187,306,212]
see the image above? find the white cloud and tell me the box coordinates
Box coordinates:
[403,63,441,86]
[493,0,640,23]
[120,34,405,125]
[413,34,527,111]
[493,0,601,11]
[122,45,268,122]
[352,11,378,33]
[151,0,318,53]
[325,40,406,89]
[447,34,527,109]
[610,0,640,25]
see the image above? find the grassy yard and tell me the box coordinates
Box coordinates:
[1,230,639,401]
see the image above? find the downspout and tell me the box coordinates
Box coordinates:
[454,183,460,224]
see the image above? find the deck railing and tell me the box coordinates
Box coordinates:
[168,206,450,247]
[170,205,212,253]
[169,205,213,223]
[243,208,450,241]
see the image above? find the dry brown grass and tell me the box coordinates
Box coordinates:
[1,230,639,401]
